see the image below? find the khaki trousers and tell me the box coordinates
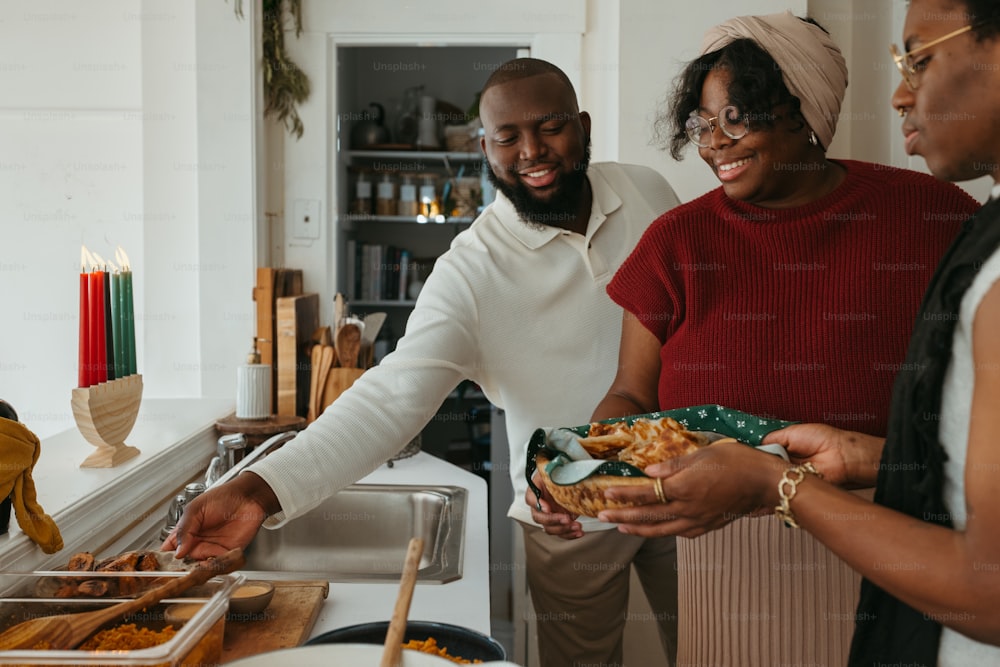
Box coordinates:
[521,523,678,667]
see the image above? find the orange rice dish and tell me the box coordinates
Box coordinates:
[30,622,176,651]
[80,623,177,650]
[403,637,483,664]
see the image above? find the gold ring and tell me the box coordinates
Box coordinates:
[654,477,666,504]
[898,107,906,118]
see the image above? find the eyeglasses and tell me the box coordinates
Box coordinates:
[890,24,973,90]
[685,106,749,148]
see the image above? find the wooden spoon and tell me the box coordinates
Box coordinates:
[380,537,424,667]
[335,322,363,369]
[0,548,245,651]
[307,344,323,422]
[314,345,336,416]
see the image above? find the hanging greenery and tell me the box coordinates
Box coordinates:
[232,0,311,139]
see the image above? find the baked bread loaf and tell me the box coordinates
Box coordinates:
[535,417,708,517]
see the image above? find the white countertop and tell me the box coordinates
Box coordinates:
[0,399,492,639]
[0,398,232,571]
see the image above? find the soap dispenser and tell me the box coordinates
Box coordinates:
[236,340,271,420]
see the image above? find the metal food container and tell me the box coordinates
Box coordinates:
[0,569,242,666]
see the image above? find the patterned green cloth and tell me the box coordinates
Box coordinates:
[525,404,796,493]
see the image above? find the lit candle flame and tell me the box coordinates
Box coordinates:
[84,247,101,272]
[116,246,131,272]
[91,251,108,272]
[80,245,89,273]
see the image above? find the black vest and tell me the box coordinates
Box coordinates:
[849,197,1000,666]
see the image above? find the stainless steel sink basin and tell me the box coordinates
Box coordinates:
[241,483,467,583]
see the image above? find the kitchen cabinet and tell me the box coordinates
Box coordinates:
[340,148,485,309]
[334,45,518,351]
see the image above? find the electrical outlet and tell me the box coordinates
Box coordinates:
[292,199,321,239]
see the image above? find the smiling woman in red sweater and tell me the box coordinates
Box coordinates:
[527,11,980,667]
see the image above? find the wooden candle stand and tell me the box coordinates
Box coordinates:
[71,374,143,468]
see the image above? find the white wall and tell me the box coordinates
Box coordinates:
[0,0,257,438]
[0,1,144,437]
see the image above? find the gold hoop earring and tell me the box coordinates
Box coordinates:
[808,130,819,147]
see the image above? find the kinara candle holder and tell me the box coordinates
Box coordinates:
[71,374,143,468]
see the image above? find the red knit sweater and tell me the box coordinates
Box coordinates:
[608,160,979,436]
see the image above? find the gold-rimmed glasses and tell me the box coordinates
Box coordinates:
[685,105,749,148]
[890,24,974,90]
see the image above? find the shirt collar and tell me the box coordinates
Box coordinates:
[991,182,1000,202]
[494,166,624,250]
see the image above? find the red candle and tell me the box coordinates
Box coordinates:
[97,270,107,383]
[89,269,105,385]
[79,247,90,387]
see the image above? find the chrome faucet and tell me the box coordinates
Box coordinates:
[204,433,248,487]
[160,430,298,540]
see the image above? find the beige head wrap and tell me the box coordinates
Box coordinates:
[700,11,848,150]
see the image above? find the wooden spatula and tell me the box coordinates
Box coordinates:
[0,548,244,651]
[380,537,424,667]
[314,345,336,417]
[307,344,323,423]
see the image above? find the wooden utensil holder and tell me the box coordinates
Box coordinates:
[71,374,143,468]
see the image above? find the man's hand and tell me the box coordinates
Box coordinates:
[526,472,583,539]
[161,472,278,560]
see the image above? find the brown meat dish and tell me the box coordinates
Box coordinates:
[67,551,95,572]
[577,417,707,468]
[54,549,170,598]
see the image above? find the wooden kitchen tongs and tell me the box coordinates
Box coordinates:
[0,548,244,651]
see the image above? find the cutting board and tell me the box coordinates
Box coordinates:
[253,268,304,414]
[276,293,320,418]
[221,579,329,663]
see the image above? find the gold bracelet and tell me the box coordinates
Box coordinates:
[774,463,821,528]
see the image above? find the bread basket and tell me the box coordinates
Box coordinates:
[533,452,658,516]
[526,405,795,518]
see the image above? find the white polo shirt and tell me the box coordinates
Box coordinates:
[251,162,679,531]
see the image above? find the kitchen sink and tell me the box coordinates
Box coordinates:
[240,483,467,583]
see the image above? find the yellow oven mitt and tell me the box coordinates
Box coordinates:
[0,418,63,553]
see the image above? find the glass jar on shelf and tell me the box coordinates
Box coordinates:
[397,173,419,217]
[350,169,374,215]
[375,172,396,217]
[452,176,481,218]
[418,174,440,218]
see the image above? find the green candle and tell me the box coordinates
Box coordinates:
[124,269,136,375]
[110,271,123,378]
[116,246,137,376]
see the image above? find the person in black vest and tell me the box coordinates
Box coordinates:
[599,1,1000,664]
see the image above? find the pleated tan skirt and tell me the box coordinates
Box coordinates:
[676,497,870,667]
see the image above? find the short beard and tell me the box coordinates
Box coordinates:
[486,142,592,229]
